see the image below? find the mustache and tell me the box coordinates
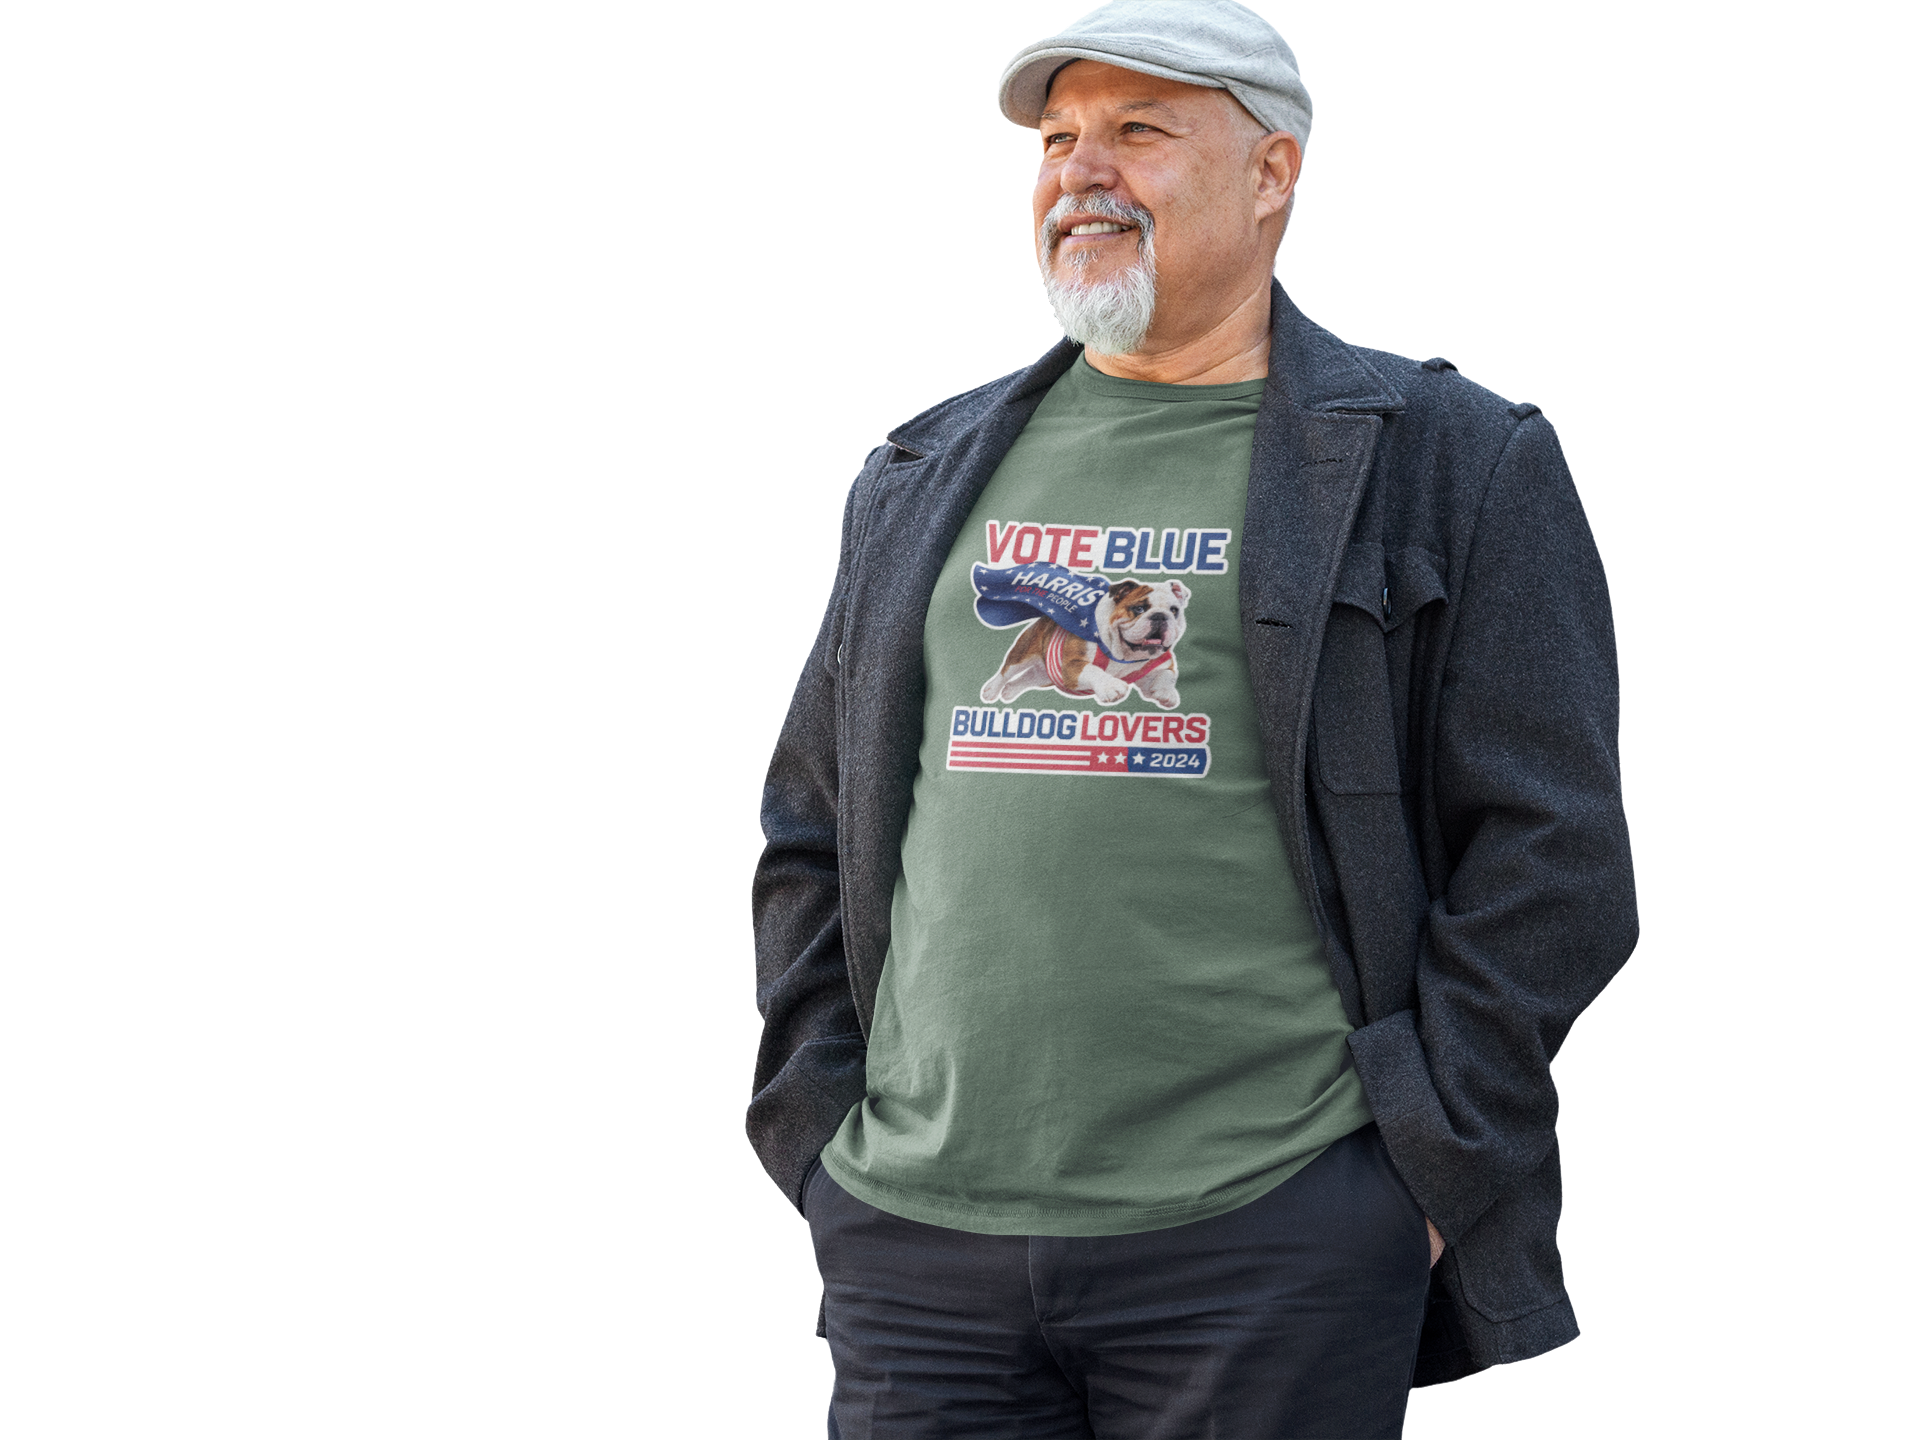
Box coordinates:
[1039,191,1155,262]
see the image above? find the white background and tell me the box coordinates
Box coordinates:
[1,1,1913,1435]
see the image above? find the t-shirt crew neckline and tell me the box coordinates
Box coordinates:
[1070,352,1268,402]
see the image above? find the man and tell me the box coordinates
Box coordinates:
[750,2,1637,1435]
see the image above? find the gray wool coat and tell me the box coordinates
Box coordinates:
[750,283,1638,1385]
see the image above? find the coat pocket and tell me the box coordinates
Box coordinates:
[1313,543,1448,796]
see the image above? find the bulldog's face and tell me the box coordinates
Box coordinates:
[1098,579,1189,659]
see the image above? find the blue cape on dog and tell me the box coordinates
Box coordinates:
[972,562,1128,659]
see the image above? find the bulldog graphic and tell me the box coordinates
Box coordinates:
[980,578,1188,708]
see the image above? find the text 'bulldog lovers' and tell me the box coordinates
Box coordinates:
[950,517,1227,780]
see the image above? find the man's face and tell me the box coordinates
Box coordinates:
[1033,61,1294,349]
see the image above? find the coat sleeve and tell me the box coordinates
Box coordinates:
[746,452,883,1210]
[1346,412,1638,1240]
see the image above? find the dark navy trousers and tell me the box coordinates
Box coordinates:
[806,1125,1431,1440]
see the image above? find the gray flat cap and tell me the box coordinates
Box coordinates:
[999,0,1311,145]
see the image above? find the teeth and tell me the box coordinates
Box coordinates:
[1068,221,1128,235]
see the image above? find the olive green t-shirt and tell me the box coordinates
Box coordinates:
[821,355,1373,1236]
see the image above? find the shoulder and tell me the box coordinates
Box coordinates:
[881,368,1029,459]
[1357,347,1545,450]
[1340,346,1574,569]
[836,373,1021,525]
[884,341,1080,458]
[1357,347,1565,507]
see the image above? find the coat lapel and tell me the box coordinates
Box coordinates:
[1239,282,1404,939]
[837,342,1079,1027]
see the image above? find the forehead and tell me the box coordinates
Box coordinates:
[1040,59,1229,123]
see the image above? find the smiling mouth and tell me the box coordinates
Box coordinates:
[1065,221,1135,237]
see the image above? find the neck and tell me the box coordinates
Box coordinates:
[1084,278,1272,385]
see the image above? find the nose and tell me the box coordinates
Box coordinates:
[1058,137,1121,200]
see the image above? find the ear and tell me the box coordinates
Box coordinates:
[1170,580,1190,603]
[1252,130,1302,227]
[1109,580,1143,600]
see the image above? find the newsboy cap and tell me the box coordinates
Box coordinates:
[999,0,1311,146]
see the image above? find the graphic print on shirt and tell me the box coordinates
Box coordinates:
[948,518,1230,780]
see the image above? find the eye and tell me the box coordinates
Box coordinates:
[1169,606,1180,616]
[1044,132,1073,147]
[1130,602,1149,616]
[1122,121,1158,134]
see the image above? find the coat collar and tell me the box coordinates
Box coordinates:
[883,280,1400,459]
[1264,282,1404,414]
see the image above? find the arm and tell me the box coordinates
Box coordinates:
[1349,413,1638,1241]
[746,455,882,1210]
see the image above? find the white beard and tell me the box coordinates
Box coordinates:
[1038,194,1157,356]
